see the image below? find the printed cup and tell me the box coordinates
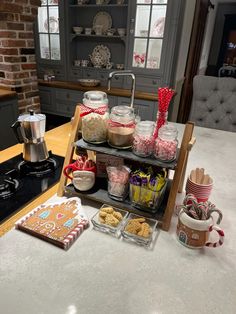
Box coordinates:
[177,209,224,249]
[63,161,96,180]
[185,176,213,202]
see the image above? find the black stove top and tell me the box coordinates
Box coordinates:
[0,153,64,224]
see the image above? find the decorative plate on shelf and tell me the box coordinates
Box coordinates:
[44,16,59,33]
[90,44,111,67]
[93,11,112,35]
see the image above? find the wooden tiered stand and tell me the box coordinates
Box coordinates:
[57,105,195,231]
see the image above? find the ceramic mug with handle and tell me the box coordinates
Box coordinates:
[63,158,96,180]
[177,209,224,249]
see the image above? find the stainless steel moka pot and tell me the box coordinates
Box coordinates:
[12,110,49,162]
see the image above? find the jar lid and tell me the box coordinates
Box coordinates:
[136,120,155,130]
[83,91,108,108]
[159,124,178,140]
[110,105,135,124]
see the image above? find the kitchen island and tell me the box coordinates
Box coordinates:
[0,123,236,314]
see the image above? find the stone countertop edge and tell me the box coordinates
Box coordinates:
[38,79,159,101]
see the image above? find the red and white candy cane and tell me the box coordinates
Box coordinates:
[205,225,225,248]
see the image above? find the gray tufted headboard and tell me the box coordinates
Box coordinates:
[189,75,236,132]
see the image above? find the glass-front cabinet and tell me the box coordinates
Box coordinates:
[35,0,66,80]
[38,0,60,60]
[132,0,167,69]
[127,0,184,92]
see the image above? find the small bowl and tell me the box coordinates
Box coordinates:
[91,204,129,237]
[117,28,126,36]
[116,63,124,70]
[78,79,101,87]
[85,28,92,35]
[140,30,148,37]
[73,26,83,34]
[77,0,89,4]
[121,213,158,246]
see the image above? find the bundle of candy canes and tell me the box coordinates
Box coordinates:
[180,194,223,224]
[75,155,96,170]
[107,166,130,198]
[153,87,175,139]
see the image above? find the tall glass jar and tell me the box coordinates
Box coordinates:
[154,124,178,162]
[107,105,135,149]
[80,91,109,144]
[132,121,155,157]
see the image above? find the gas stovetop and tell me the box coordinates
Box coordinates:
[0,152,64,224]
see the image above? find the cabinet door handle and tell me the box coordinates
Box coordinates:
[130,18,135,23]
[152,80,157,85]
[130,29,134,34]
[87,73,90,77]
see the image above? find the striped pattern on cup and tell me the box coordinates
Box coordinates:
[186,176,213,202]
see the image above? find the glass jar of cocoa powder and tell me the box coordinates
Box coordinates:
[108,105,135,149]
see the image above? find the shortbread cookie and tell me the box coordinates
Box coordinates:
[99,216,106,224]
[133,217,146,223]
[113,211,123,221]
[99,211,107,218]
[125,220,142,234]
[137,222,151,238]
[105,214,120,227]
[101,207,114,214]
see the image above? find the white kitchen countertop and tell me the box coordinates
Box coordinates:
[0,124,236,314]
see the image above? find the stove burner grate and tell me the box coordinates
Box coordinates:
[0,175,20,200]
[17,157,58,177]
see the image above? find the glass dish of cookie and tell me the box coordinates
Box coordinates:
[91,204,129,237]
[120,213,158,246]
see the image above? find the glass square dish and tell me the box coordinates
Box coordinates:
[120,213,158,247]
[91,204,129,237]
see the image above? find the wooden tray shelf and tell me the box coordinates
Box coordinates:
[75,139,178,170]
[57,105,195,231]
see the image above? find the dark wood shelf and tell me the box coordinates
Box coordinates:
[71,34,126,40]
[64,178,172,223]
[76,139,178,170]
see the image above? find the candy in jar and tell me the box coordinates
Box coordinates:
[107,165,130,201]
[154,124,178,162]
[132,121,155,157]
[80,91,109,144]
[108,105,135,149]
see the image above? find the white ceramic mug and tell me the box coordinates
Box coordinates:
[73,170,95,191]
[177,209,224,249]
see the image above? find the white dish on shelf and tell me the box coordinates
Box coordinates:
[93,11,112,35]
[44,16,59,33]
[73,26,83,34]
[78,79,101,87]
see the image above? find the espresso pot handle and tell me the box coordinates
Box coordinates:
[11,120,24,143]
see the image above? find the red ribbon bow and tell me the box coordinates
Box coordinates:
[108,120,135,128]
[80,104,107,117]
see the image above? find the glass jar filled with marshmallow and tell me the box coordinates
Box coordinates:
[80,91,109,144]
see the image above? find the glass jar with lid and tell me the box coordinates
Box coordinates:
[108,105,135,149]
[154,124,178,162]
[132,121,155,157]
[80,91,109,144]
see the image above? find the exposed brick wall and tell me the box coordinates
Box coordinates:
[0,0,41,113]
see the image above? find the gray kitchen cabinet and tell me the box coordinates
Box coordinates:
[39,86,56,114]
[0,97,19,150]
[117,96,156,121]
[39,86,83,118]
[64,0,129,86]
[34,0,67,81]
[54,88,83,117]
[126,0,185,93]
